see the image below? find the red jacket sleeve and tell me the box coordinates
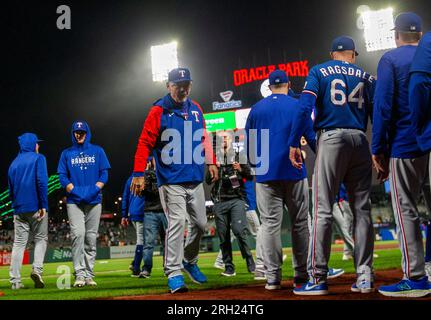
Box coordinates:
[194,101,216,165]
[133,106,163,174]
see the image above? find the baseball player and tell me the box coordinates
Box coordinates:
[245,70,317,290]
[58,121,111,287]
[8,133,48,289]
[289,36,375,295]
[409,18,431,288]
[372,13,431,298]
[121,173,145,277]
[130,68,218,293]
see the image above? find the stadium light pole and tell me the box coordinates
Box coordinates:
[151,41,179,82]
[360,7,396,52]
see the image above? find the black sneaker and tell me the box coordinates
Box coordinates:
[131,270,141,277]
[246,257,256,273]
[221,265,236,277]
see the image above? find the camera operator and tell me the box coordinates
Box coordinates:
[206,131,255,277]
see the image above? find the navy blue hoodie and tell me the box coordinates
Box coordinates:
[57,121,111,204]
[8,133,48,214]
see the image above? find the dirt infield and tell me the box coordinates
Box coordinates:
[110,243,430,301]
[112,269,431,300]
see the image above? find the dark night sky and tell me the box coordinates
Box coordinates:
[2,0,431,210]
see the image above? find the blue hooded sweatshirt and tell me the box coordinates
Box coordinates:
[121,176,145,222]
[409,31,431,152]
[8,133,48,214]
[57,121,111,205]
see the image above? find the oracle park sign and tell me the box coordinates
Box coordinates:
[233,60,309,87]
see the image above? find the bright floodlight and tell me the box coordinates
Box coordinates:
[260,79,271,98]
[151,41,178,82]
[361,8,396,52]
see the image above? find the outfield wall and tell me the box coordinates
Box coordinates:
[28,225,402,263]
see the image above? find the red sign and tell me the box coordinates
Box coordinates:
[233,60,309,86]
[0,250,29,266]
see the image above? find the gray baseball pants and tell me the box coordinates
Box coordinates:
[10,212,48,284]
[389,154,429,280]
[309,129,374,283]
[67,203,101,279]
[214,209,265,272]
[159,183,207,278]
[132,221,144,246]
[332,201,355,257]
[256,179,309,283]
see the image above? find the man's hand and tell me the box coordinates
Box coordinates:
[121,218,129,228]
[289,147,303,169]
[96,182,104,189]
[372,154,389,182]
[37,208,47,221]
[130,176,145,196]
[232,162,242,172]
[208,164,219,183]
[66,183,74,193]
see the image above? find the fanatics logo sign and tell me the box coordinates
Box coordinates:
[220,91,234,102]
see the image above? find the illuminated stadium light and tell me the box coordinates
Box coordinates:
[361,8,396,52]
[151,41,179,82]
[260,79,271,98]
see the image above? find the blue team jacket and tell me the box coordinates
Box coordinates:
[372,45,425,159]
[133,94,212,187]
[245,93,316,183]
[121,176,145,222]
[8,133,48,214]
[409,31,431,153]
[244,179,257,211]
[57,121,111,205]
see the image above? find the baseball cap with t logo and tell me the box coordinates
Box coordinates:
[168,68,192,83]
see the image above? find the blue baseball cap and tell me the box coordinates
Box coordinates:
[392,12,422,32]
[331,36,358,56]
[72,121,87,132]
[268,70,289,85]
[168,68,192,83]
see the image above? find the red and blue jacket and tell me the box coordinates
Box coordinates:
[133,94,215,187]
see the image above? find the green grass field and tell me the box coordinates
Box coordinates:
[0,241,402,300]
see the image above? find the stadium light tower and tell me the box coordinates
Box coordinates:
[361,8,396,52]
[151,41,179,82]
[260,79,271,98]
